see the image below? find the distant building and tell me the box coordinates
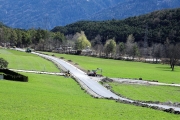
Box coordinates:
[81,48,93,55]
[55,45,72,53]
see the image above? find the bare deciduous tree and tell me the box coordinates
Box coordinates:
[125,34,134,57]
[125,34,139,59]
[152,43,164,63]
[166,43,180,71]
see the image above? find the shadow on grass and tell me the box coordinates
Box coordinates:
[156,66,171,69]
[156,66,180,72]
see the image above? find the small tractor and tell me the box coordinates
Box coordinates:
[87,70,97,76]
[87,68,102,77]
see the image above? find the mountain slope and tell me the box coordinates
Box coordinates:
[89,0,180,20]
[0,0,121,29]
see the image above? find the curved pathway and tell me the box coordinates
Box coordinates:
[15,48,180,112]
[33,52,121,99]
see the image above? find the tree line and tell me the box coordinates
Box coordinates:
[97,34,180,71]
[0,25,65,51]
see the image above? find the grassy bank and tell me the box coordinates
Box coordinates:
[0,49,59,72]
[0,73,179,119]
[109,83,180,103]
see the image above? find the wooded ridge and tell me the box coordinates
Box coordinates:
[52,8,180,45]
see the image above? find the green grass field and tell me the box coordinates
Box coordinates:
[0,49,180,119]
[0,73,179,119]
[42,52,180,84]
[0,49,60,72]
[110,83,180,103]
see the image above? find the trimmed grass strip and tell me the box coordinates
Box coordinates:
[110,83,180,103]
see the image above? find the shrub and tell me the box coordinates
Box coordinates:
[0,58,8,68]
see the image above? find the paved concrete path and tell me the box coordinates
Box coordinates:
[33,52,121,99]
[9,69,64,76]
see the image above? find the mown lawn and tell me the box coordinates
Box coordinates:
[42,52,180,84]
[0,73,179,119]
[109,83,180,103]
[0,49,59,72]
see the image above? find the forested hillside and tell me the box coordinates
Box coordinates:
[52,8,180,45]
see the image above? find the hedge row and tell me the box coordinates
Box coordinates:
[0,69,28,82]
